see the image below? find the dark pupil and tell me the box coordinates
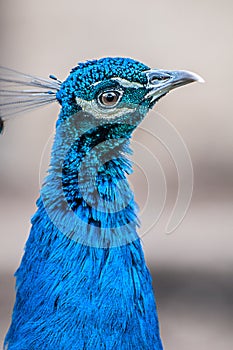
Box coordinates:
[105,93,115,102]
[101,91,119,105]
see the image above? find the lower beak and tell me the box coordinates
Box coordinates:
[145,69,204,102]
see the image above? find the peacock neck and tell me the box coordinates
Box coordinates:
[39,112,140,248]
[5,112,163,350]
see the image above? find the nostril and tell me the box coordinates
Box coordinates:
[150,75,170,84]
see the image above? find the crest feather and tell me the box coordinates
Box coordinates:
[0,66,61,132]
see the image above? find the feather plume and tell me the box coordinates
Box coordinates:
[0,66,61,132]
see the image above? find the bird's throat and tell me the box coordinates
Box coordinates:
[40,116,139,247]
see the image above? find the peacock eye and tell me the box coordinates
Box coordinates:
[98,90,122,108]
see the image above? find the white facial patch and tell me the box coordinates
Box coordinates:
[76,97,136,120]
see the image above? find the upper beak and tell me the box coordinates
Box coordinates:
[145,69,204,102]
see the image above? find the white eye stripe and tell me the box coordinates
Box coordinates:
[91,77,143,89]
[110,78,143,89]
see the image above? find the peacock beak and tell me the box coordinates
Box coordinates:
[145,69,204,103]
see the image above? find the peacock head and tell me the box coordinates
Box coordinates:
[56,57,203,133]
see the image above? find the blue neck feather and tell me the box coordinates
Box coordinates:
[5,109,163,349]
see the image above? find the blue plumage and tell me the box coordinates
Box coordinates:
[3,57,202,349]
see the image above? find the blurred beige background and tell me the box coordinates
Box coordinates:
[0,0,232,349]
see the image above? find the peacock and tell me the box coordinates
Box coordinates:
[1,57,203,349]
